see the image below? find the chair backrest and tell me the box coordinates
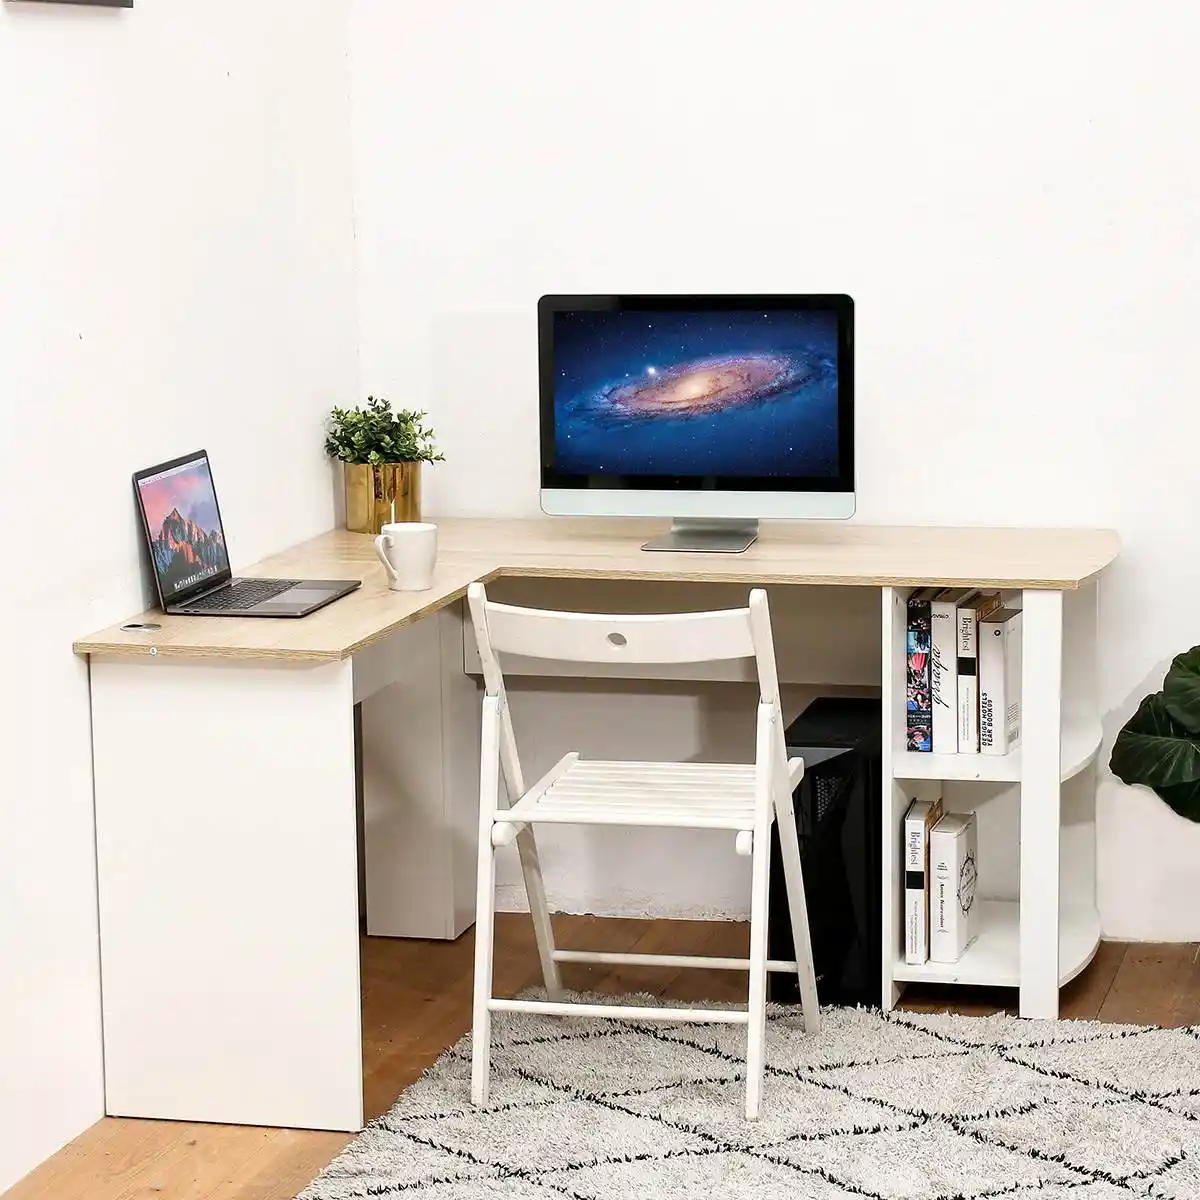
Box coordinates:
[466,582,781,706]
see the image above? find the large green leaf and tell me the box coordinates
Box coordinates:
[1109,692,1200,789]
[1152,778,1200,823]
[1163,646,1200,733]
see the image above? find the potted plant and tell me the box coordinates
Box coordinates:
[1110,647,1200,821]
[325,396,444,534]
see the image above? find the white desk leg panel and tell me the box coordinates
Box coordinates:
[1019,589,1063,1019]
[91,658,363,1131]
[359,604,481,940]
[879,586,905,1010]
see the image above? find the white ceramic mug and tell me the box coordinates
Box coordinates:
[374,522,438,592]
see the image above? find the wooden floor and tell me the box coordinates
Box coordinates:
[7,918,1199,1200]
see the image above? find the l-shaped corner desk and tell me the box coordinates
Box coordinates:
[74,517,1120,1133]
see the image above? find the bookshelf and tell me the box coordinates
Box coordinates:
[881,582,1103,1020]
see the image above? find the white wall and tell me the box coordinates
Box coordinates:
[0,1,357,1189]
[351,1,1200,939]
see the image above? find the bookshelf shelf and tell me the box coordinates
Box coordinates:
[892,900,1102,988]
[892,715,1102,784]
[882,580,1108,1020]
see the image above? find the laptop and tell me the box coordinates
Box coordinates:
[134,450,361,617]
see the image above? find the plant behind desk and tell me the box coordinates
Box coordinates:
[1110,647,1200,822]
[326,396,443,534]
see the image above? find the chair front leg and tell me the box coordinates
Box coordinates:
[745,810,771,1120]
[773,775,821,1035]
[471,815,496,1106]
[472,695,503,1106]
[515,826,564,1000]
[495,695,562,1000]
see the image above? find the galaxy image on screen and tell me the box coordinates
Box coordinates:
[552,309,839,478]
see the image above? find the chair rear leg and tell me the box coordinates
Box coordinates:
[745,821,771,1120]
[775,790,821,1034]
[516,826,563,1001]
[471,821,497,1105]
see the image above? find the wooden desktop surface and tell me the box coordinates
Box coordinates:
[73,517,1120,664]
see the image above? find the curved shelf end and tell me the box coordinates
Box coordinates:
[1060,718,1103,784]
[1058,904,1102,987]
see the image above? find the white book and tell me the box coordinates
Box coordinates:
[930,589,973,753]
[903,792,944,964]
[955,592,1001,753]
[980,608,1022,755]
[930,812,979,962]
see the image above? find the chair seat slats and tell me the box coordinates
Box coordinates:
[494,758,760,830]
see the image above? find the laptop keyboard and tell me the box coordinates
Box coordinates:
[183,578,298,612]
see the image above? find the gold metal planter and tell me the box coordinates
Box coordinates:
[344,462,422,534]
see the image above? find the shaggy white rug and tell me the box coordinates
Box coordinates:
[299,999,1200,1200]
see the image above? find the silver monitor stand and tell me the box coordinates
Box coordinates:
[642,517,759,554]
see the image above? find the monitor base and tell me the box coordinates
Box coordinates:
[641,518,759,554]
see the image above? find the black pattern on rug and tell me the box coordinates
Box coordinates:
[298,998,1200,1200]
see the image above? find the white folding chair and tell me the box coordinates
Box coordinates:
[466,582,820,1120]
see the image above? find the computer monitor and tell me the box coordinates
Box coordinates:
[539,294,854,552]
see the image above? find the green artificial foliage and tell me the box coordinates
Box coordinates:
[325,396,444,466]
[1110,647,1200,822]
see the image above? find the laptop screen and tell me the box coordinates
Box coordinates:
[135,452,230,603]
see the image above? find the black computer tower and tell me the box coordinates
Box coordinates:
[768,696,882,1009]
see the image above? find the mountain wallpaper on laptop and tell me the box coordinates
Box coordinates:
[151,509,227,592]
[138,458,230,597]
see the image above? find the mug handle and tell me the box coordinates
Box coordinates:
[373,533,399,585]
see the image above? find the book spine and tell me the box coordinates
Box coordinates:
[960,816,978,957]
[929,825,955,962]
[906,592,932,753]
[931,817,979,962]
[930,598,959,753]
[1005,612,1023,749]
[903,796,942,964]
[980,618,1009,755]
[956,603,980,753]
[904,806,928,963]
[956,594,999,753]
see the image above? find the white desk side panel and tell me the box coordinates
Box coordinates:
[1018,589,1064,1019]
[358,605,481,939]
[91,658,363,1131]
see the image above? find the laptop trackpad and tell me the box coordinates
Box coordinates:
[255,586,334,612]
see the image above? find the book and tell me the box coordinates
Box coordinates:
[903,792,944,964]
[955,591,1002,753]
[980,607,1022,755]
[905,588,938,753]
[930,811,979,962]
[930,588,974,753]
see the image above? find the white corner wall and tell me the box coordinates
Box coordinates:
[351,1,1200,939]
[0,1,357,1189]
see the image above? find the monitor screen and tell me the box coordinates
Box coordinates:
[135,453,230,601]
[540,295,853,500]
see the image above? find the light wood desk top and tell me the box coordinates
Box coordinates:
[73,517,1120,664]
